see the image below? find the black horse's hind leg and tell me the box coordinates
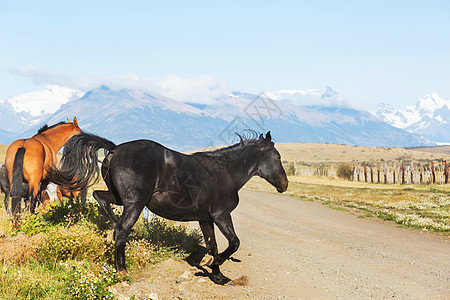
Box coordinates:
[114,203,145,273]
[93,190,120,225]
[93,190,120,243]
[199,220,231,285]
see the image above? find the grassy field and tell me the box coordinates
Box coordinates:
[274,142,450,165]
[245,176,449,234]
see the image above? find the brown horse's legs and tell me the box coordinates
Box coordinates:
[25,177,47,214]
[3,192,10,214]
[28,188,38,214]
[79,188,87,207]
[199,220,231,285]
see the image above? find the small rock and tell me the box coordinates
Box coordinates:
[176,270,191,283]
[176,277,185,283]
[198,278,207,283]
[108,287,119,296]
[146,292,159,300]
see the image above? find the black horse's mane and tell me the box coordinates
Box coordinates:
[37,122,66,134]
[193,131,264,160]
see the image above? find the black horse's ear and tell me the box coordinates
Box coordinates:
[258,133,264,140]
[265,131,272,143]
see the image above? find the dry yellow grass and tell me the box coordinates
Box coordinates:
[0,144,8,163]
[275,142,450,165]
[286,175,450,192]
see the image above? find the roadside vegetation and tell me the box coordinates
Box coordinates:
[0,192,202,300]
[246,176,450,234]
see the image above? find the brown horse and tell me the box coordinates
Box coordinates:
[58,186,87,206]
[5,117,82,218]
[41,185,87,209]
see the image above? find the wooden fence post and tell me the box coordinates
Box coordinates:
[431,162,436,184]
[420,162,424,184]
[384,163,388,184]
[442,160,449,184]
[393,163,396,184]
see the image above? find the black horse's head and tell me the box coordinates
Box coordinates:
[254,132,288,193]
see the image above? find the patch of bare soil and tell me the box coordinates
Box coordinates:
[111,258,252,299]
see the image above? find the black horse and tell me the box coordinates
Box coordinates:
[47,131,288,284]
[0,164,29,214]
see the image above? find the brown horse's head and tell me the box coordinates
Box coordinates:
[64,117,83,139]
[67,117,82,132]
[38,117,83,147]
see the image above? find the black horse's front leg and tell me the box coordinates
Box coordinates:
[199,220,231,285]
[213,213,240,266]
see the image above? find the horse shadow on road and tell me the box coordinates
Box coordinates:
[185,246,242,284]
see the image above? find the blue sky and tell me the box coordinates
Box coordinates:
[0,0,449,110]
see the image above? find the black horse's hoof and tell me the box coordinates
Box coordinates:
[212,273,231,285]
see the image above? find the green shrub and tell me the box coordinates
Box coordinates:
[125,238,175,270]
[18,199,112,235]
[37,224,114,264]
[337,163,353,180]
[131,218,202,255]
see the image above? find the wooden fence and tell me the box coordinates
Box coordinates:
[290,161,450,185]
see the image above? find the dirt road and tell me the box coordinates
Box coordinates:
[117,190,450,299]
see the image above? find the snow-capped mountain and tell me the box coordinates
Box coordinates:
[0,85,83,142]
[267,86,342,107]
[1,85,435,150]
[4,85,83,116]
[376,93,450,143]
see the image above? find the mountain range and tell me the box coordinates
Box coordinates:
[376,93,450,144]
[0,85,443,151]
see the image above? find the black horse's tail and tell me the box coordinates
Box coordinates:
[46,133,116,191]
[11,147,26,217]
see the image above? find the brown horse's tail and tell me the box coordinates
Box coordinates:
[11,147,26,218]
